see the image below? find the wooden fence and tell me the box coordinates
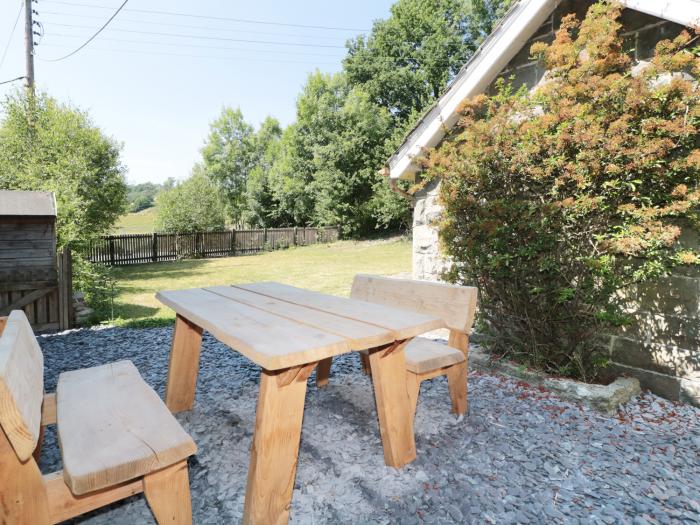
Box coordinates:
[87,227,339,266]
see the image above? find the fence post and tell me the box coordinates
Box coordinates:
[152,233,158,262]
[231,229,236,255]
[263,228,268,249]
[293,227,297,246]
[58,246,73,330]
[108,237,115,266]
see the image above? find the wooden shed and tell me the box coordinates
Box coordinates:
[0,190,72,331]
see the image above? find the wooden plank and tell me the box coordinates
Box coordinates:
[0,287,53,316]
[165,315,203,413]
[156,288,349,370]
[143,461,192,525]
[0,310,44,461]
[243,366,309,525]
[236,282,445,340]
[404,337,466,374]
[368,340,416,468]
[205,286,394,351]
[41,392,57,426]
[351,274,478,333]
[57,360,197,495]
[0,429,50,524]
[43,471,143,524]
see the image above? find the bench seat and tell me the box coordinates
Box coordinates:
[404,338,466,374]
[57,360,197,495]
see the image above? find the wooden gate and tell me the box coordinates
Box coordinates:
[0,248,73,332]
[0,191,72,331]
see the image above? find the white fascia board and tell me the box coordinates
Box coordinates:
[388,0,559,180]
[620,0,700,28]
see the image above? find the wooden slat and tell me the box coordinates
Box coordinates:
[236,282,445,340]
[351,274,478,333]
[0,310,44,461]
[205,286,394,351]
[43,471,143,524]
[57,360,197,495]
[403,337,466,374]
[156,288,349,370]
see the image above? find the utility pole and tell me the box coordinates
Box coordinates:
[24,0,35,91]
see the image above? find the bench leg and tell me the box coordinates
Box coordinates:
[406,372,421,426]
[0,430,50,524]
[316,357,332,388]
[243,364,313,525]
[368,340,416,468]
[165,315,204,413]
[446,362,467,415]
[144,460,192,525]
[359,352,371,376]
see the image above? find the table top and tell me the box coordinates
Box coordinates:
[156,282,445,371]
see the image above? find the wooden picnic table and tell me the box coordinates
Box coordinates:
[156,282,445,525]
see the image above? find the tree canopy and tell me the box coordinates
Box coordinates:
[155,166,227,233]
[0,90,127,248]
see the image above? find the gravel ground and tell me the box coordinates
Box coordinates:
[38,327,700,525]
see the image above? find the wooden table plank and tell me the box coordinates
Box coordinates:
[204,286,395,351]
[156,289,348,371]
[235,282,446,339]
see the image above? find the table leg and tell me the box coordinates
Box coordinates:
[368,340,416,468]
[165,314,204,413]
[243,363,316,525]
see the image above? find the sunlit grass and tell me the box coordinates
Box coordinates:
[109,237,411,327]
[114,208,158,234]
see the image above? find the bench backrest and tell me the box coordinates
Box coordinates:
[350,274,478,334]
[0,310,44,461]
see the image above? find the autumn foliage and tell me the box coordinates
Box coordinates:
[424,2,700,381]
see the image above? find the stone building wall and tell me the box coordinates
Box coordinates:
[410,2,699,405]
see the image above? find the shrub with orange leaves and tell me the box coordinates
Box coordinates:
[424,2,700,381]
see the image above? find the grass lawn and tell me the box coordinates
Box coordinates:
[109,237,411,327]
[114,208,157,234]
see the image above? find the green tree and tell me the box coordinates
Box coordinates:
[0,90,127,248]
[201,107,255,226]
[155,167,227,233]
[244,116,283,227]
[126,182,161,212]
[344,0,511,121]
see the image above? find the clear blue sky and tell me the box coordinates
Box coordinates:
[0,0,394,184]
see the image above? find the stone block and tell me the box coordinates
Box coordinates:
[618,274,700,317]
[611,336,699,379]
[616,312,699,351]
[608,363,681,401]
[554,0,594,29]
[620,8,667,32]
[680,378,700,407]
[635,22,685,61]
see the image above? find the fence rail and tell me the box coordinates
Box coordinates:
[87,227,339,266]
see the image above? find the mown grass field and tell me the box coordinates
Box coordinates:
[110,238,411,326]
[114,208,158,234]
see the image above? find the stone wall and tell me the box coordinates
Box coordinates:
[410,2,699,405]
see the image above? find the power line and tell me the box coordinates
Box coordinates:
[41,0,369,32]
[40,44,338,66]
[0,1,24,73]
[42,0,128,62]
[48,33,342,58]
[40,10,357,41]
[0,75,26,86]
[43,23,347,49]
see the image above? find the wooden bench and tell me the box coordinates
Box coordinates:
[316,275,477,417]
[0,310,197,524]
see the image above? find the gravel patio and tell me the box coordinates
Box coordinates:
[38,327,700,524]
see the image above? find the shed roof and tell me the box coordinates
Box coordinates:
[387,0,700,180]
[0,191,57,217]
